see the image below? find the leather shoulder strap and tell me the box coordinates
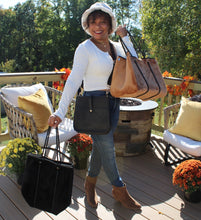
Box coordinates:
[109,42,116,60]
[107,42,116,85]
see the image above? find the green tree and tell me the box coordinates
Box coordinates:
[0,0,144,72]
[141,0,201,79]
[55,0,92,68]
[0,9,17,65]
[34,0,58,70]
[105,0,140,27]
[0,60,16,73]
[13,0,38,71]
[104,0,147,57]
[34,0,94,70]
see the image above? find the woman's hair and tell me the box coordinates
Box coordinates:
[86,10,112,34]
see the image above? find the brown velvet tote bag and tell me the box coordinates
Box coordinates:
[110,33,167,100]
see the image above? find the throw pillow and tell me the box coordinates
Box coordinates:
[1,83,53,111]
[169,96,201,141]
[18,89,52,133]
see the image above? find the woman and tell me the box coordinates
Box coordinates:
[48,2,141,210]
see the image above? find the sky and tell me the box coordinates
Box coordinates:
[0,0,27,9]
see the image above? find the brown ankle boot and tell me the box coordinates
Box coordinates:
[112,185,141,210]
[84,176,98,208]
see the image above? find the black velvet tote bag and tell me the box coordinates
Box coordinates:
[21,127,74,215]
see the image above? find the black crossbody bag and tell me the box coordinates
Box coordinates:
[73,42,116,135]
[73,94,111,135]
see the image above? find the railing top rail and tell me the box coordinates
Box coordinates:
[163,76,201,84]
[0,71,65,85]
[0,71,65,77]
[163,77,201,91]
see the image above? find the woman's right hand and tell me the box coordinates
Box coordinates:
[116,25,127,38]
[48,114,62,128]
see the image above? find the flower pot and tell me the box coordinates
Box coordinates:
[74,156,88,170]
[184,190,201,203]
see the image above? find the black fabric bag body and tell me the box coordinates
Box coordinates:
[21,127,74,215]
[73,95,111,135]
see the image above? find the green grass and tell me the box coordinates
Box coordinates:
[151,100,166,137]
[1,115,7,133]
[151,129,163,137]
[0,116,9,147]
[0,140,8,147]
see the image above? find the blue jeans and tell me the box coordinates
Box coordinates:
[83,91,124,187]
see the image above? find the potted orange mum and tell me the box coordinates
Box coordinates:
[68,133,92,170]
[172,159,201,203]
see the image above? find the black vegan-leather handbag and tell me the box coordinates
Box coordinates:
[73,95,111,135]
[21,126,74,215]
[73,42,117,135]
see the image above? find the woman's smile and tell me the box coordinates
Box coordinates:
[88,17,110,41]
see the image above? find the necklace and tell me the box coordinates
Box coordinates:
[100,42,107,48]
[91,38,109,48]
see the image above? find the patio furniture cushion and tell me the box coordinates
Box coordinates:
[18,89,52,133]
[163,130,201,157]
[1,83,53,112]
[38,118,77,146]
[169,96,201,141]
[1,84,77,147]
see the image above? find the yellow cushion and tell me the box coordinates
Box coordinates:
[169,96,201,141]
[18,89,52,133]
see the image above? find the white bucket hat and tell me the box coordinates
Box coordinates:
[81,2,117,36]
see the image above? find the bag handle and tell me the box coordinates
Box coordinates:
[120,31,162,100]
[42,126,72,163]
[127,31,162,99]
[120,31,146,58]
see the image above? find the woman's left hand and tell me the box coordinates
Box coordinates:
[48,114,62,128]
[116,25,127,38]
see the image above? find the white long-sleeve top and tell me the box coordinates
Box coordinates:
[54,35,137,120]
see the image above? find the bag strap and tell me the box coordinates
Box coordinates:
[109,42,117,60]
[107,42,116,85]
[120,31,163,100]
[120,31,146,58]
[43,126,51,153]
[127,32,162,99]
[42,126,72,162]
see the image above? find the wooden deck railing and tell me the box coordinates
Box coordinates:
[0,72,201,142]
[0,72,64,142]
[153,77,201,133]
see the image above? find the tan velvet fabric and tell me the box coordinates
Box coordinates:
[110,53,167,100]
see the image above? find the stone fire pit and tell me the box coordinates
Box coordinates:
[114,98,158,156]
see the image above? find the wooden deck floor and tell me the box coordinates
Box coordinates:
[0,135,201,220]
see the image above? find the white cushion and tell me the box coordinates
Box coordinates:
[163,130,201,157]
[1,83,53,112]
[38,118,77,146]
